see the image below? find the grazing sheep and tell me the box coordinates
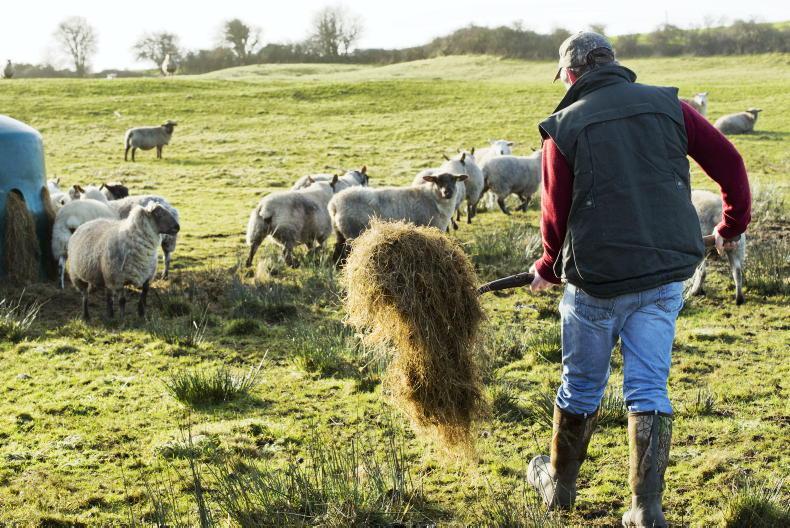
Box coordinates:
[2,60,13,79]
[292,166,369,192]
[714,108,762,135]
[329,172,468,264]
[124,121,177,161]
[483,151,542,214]
[79,185,110,204]
[246,176,339,267]
[67,203,180,320]
[161,54,177,76]
[52,199,119,288]
[108,195,180,278]
[680,92,708,116]
[411,158,468,230]
[100,182,129,201]
[475,139,514,167]
[688,189,746,305]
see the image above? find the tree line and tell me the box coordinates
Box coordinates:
[7,10,789,78]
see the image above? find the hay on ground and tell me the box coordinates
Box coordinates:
[5,190,40,283]
[40,187,58,280]
[342,220,487,450]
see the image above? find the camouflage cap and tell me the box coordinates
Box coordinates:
[553,31,613,81]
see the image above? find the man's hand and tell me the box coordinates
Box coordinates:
[713,228,739,256]
[529,263,557,292]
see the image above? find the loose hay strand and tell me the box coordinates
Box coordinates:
[342,220,487,450]
[5,190,40,283]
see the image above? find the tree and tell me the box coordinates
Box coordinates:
[588,24,607,36]
[53,16,97,77]
[133,31,181,68]
[222,19,261,63]
[308,5,363,57]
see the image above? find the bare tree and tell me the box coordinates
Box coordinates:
[133,31,181,68]
[308,5,363,57]
[53,16,97,77]
[589,24,607,36]
[222,19,261,63]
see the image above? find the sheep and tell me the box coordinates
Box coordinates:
[47,178,61,194]
[688,189,746,305]
[67,203,180,320]
[108,195,180,278]
[436,151,483,224]
[2,60,13,79]
[46,179,70,211]
[714,108,762,135]
[124,121,177,161]
[680,92,708,116]
[79,185,110,204]
[475,139,514,167]
[329,171,468,265]
[100,182,130,201]
[246,176,339,267]
[52,199,119,288]
[411,158,468,230]
[482,151,542,214]
[291,166,369,192]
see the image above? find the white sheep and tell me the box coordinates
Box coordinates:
[79,185,110,204]
[52,199,119,288]
[246,176,339,267]
[411,156,469,230]
[714,108,762,135]
[291,166,369,192]
[100,182,130,201]
[483,151,542,214]
[438,151,483,224]
[161,54,178,77]
[688,189,746,305]
[329,172,468,264]
[124,121,177,161]
[475,139,514,167]
[108,195,180,278]
[680,92,708,116]
[67,203,180,320]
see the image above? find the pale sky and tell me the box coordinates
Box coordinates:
[2,0,787,71]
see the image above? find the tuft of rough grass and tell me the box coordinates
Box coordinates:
[489,381,525,422]
[0,293,43,342]
[750,184,788,225]
[526,324,562,363]
[290,322,365,378]
[228,278,299,323]
[222,318,260,336]
[468,221,542,281]
[721,478,789,528]
[747,238,790,295]
[149,307,209,348]
[685,387,718,417]
[342,220,487,451]
[209,425,425,526]
[164,362,262,407]
[470,478,567,527]
[597,385,628,427]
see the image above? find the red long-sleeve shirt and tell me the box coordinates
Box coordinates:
[534,101,752,284]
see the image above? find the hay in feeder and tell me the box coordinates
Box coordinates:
[342,220,487,450]
[5,190,40,283]
[40,187,58,280]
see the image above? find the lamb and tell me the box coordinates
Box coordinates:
[688,189,746,305]
[680,92,708,116]
[124,121,177,161]
[291,166,369,192]
[246,176,339,267]
[108,195,180,278]
[67,203,180,320]
[101,182,130,201]
[52,199,119,288]
[2,60,13,79]
[411,157,468,230]
[714,108,762,135]
[329,171,468,265]
[483,151,542,214]
[438,151,483,223]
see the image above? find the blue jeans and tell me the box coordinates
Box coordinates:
[556,281,684,416]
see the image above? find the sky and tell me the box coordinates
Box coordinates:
[1,0,787,71]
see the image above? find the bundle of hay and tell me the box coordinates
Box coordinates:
[4,190,40,283]
[342,220,487,450]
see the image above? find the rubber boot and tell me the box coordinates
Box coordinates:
[622,412,673,528]
[527,405,599,509]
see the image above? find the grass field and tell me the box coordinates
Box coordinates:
[0,54,788,527]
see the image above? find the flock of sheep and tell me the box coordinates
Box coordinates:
[48,91,756,319]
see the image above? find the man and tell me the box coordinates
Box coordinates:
[525,32,751,527]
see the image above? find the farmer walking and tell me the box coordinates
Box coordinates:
[526,32,751,526]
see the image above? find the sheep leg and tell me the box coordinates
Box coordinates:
[283,244,298,268]
[497,196,511,215]
[138,281,149,317]
[245,239,262,267]
[451,217,459,231]
[124,146,130,162]
[58,256,66,289]
[156,145,162,159]
[162,250,172,279]
[456,207,461,222]
[332,232,349,268]
[106,291,114,319]
[82,293,90,321]
[131,147,137,162]
[688,259,707,296]
[516,194,532,211]
[726,250,745,305]
[467,203,473,224]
